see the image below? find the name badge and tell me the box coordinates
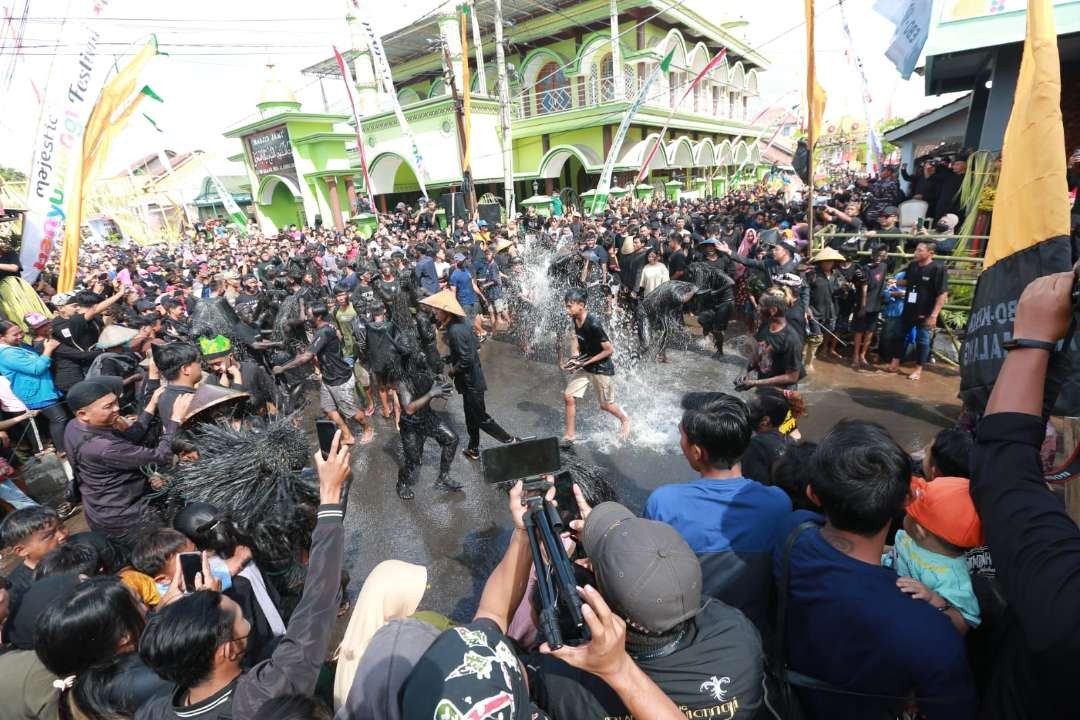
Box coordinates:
[907,290,918,304]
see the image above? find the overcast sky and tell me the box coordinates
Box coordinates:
[0,0,958,175]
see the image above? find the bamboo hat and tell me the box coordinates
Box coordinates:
[183,383,250,424]
[810,247,847,264]
[418,289,466,317]
[495,238,513,253]
[94,324,138,350]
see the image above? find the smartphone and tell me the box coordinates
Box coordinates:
[178,552,202,593]
[315,419,338,459]
[481,437,561,485]
[923,218,934,230]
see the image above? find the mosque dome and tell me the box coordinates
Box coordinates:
[256,67,302,116]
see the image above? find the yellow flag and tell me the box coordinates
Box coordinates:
[983,0,1069,269]
[460,10,472,174]
[804,0,827,174]
[58,39,158,292]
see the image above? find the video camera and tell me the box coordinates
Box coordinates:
[481,438,591,650]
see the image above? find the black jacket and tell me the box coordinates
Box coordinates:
[970,413,1080,719]
[444,318,486,394]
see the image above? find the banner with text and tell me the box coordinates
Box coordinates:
[21,0,112,283]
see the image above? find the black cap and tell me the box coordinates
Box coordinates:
[66,376,124,413]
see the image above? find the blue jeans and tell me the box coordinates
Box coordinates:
[0,479,38,509]
[893,318,932,366]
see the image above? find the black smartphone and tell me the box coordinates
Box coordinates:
[178,552,202,593]
[481,437,561,485]
[315,419,338,459]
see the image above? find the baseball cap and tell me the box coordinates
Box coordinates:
[583,502,703,634]
[401,622,534,720]
[23,312,50,330]
[907,476,984,548]
[452,253,466,263]
[882,205,900,217]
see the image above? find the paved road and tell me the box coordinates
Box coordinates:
[334,334,962,621]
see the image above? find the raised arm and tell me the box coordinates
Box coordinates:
[972,272,1080,656]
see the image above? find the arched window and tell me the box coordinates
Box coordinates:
[729,91,736,119]
[535,61,570,114]
[711,85,720,115]
[693,81,701,113]
[599,53,613,101]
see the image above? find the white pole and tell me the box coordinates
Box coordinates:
[609,0,624,98]
[493,0,515,216]
[469,0,487,96]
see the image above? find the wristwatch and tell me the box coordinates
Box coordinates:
[1002,338,1058,352]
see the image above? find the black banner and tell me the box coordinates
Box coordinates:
[246,125,295,178]
[959,235,1079,418]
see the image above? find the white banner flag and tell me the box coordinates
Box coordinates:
[21,1,113,283]
[593,50,674,215]
[355,9,429,198]
[874,0,933,80]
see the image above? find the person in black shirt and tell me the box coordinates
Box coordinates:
[273,305,373,445]
[561,288,631,443]
[665,234,688,280]
[852,244,888,370]
[394,348,459,499]
[53,288,126,351]
[803,248,844,372]
[969,272,1079,720]
[739,290,802,390]
[886,241,948,380]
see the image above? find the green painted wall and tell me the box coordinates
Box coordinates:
[262,181,302,230]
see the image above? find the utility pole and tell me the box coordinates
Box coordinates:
[609,0,624,99]
[493,0,515,217]
[442,43,477,216]
[468,0,487,96]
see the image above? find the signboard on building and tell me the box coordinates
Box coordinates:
[246,125,295,177]
[926,0,1080,58]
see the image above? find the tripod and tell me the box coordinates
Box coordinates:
[520,477,590,651]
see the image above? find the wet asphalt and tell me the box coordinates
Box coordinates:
[329,331,962,621]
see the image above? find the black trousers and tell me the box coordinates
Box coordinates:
[398,414,459,487]
[36,402,72,453]
[461,389,513,451]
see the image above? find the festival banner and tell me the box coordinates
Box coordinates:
[960,0,1077,417]
[333,46,377,214]
[354,6,430,197]
[204,163,249,236]
[838,0,883,174]
[635,50,726,186]
[593,49,674,215]
[58,38,159,292]
[805,0,827,167]
[873,0,933,80]
[20,0,113,284]
[460,8,472,177]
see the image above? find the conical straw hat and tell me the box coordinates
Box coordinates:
[419,289,465,317]
[94,324,138,349]
[183,383,250,424]
[810,247,847,263]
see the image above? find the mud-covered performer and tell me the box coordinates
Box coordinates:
[394,347,460,499]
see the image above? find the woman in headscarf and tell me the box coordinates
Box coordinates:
[332,560,448,710]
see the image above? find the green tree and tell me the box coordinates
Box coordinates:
[877,117,906,156]
[0,166,26,182]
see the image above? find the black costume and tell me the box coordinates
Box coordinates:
[444,315,514,453]
[395,352,459,498]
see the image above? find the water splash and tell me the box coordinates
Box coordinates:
[511,233,746,455]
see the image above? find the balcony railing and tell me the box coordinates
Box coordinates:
[512,73,754,122]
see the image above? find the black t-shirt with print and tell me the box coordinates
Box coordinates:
[526,601,764,720]
[307,324,353,386]
[859,261,888,313]
[574,314,615,376]
[902,259,949,321]
[754,322,802,384]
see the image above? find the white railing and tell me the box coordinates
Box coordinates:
[510,72,744,122]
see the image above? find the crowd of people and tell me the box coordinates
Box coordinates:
[0,169,1076,720]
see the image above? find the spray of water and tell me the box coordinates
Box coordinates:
[511,232,745,454]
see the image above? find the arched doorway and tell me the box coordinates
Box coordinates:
[256,174,306,231]
[369,152,424,211]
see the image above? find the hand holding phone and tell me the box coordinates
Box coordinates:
[178,551,203,594]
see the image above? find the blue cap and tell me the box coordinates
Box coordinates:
[477,219,488,227]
